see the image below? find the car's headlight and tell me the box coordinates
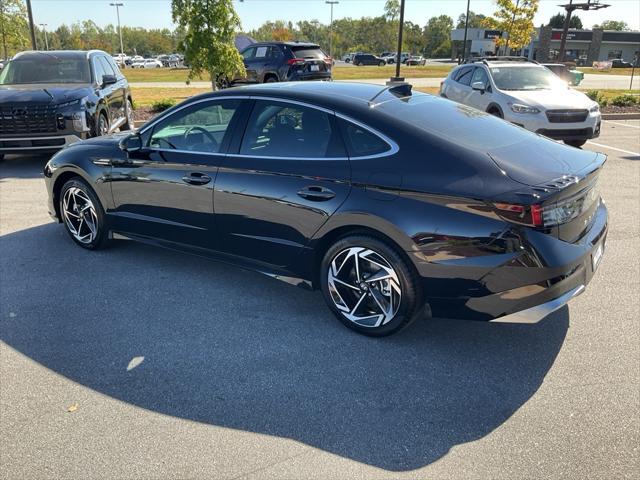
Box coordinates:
[590,103,600,113]
[510,103,540,114]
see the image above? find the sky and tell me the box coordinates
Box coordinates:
[30,0,640,32]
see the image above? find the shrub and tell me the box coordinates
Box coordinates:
[150,98,177,112]
[586,90,608,107]
[610,94,639,107]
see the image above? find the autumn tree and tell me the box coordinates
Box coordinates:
[171,0,245,90]
[0,0,29,58]
[483,0,540,53]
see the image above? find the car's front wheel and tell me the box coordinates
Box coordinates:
[59,178,109,250]
[320,235,423,336]
[122,99,135,131]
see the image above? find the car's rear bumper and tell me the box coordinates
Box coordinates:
[288,72,332,81]
[0,133,86,154]
[413,201,608,322]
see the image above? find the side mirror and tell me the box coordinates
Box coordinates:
[119,133,142,152]
[471,81,486,93]
[102,74,117,86]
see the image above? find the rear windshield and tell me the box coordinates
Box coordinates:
[0,54,91,84]
[291,46,326,59]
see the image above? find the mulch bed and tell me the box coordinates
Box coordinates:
[601,105,640,114]
[133,107,158,123]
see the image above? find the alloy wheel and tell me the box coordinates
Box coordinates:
[62,187,99,244]
[126,100,135,127]
[98,115,109,136]
[327,247,402,328]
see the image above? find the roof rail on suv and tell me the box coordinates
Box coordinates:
[463,56,539,65]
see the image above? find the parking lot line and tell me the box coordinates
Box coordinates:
[586,141,640,156]
[603,120,640,129]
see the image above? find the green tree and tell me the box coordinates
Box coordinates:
[423,15,453,58]
[456,11,487,29]
[548,12,583,29]
[0,0,29,58]
[593,20,629,31]
[483,0,540,53]
[384,0,400,21]
[171,0,245,90]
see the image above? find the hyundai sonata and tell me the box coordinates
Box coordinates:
[44,82,607,336]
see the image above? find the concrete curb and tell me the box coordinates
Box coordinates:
[602,112,640,120]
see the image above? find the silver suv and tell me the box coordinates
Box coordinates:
[440,57,601,148]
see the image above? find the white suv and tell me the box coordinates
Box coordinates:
[440,58,601,147]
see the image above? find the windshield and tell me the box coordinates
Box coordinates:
[0,54,91,85]
[490,66,566,91]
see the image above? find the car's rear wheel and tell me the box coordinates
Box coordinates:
[265,75,278,83]
[59,178,109,250]
[564,139,587,148]
[122,99,135,131]
[379,61,385,66]
[320,235,423,336]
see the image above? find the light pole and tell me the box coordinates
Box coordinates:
[461,0,471,63]
[311,20,319,44]
[389,0,406,83]
[326,1,338,59]
[26,0,37,50]
[39,24,49,50]
[110,2,125,57]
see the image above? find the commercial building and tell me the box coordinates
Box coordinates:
[451,26,640,65]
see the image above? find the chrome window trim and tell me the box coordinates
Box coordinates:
[138,94,399,161]
[141,147,227,158]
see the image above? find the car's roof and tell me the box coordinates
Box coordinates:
[249,41,320,47]
[13,50,107,60]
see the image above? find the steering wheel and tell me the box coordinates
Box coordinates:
[183,126,218,151]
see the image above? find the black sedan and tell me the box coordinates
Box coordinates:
[44,82,608,336]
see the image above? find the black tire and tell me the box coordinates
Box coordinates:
[564,139,587,148]
[94,111,109,137]
[356,62,362,66]
[379,61,385,66]
[0,154,4,162]
[59,177,110,250]
[488,108,503,118]
[121,98,135,131]
[320,235,424,337]
[265,75,278,83]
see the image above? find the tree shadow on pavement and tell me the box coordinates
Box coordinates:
[0,223,569,471]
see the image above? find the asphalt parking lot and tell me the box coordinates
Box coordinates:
[1,120,638,479]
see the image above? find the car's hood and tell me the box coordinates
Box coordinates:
[0,84,93,105]
[503,88,595,110]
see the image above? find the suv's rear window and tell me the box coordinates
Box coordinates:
[291,46,326,59]
[0,54,91,84]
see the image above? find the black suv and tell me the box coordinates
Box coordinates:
[236,42,332,84]
[0,50,133,160]
[352,54,386,66]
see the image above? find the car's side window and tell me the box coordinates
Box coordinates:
[92,57,107,85]
[254,46,269,59]
[240,101,345,158]
[471,67,489,87]
[148,99,241,154]
[98,56,115,77]
[456,67,474,86]
[105,56,123,78]
[242,48,255,60]
[338,119,391,157]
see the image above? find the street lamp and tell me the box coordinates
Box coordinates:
[461,0,471,63]
[109,2,125,57]
[389,0,406,83]
[26,0,37,50]
[310,20,320,44]
[39,23,49,51]
[326,1,338,59]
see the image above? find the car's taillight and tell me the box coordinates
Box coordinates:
[324,56,332,65]
[287,58,305,65]
[494,203,543,227]
[494,186,599,228]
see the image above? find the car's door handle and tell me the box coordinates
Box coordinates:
[182,172,212,185]
[297,185,336,201]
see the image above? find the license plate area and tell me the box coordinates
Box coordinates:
[310,64,319,72]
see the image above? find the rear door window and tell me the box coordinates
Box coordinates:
[240,101,345,158]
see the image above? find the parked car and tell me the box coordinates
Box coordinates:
[112,53,130,67]
[0,50,134,161]
[406,55,426,66]
[353,54,386,66]
[610,58,633,68]
[440,57,601,147]
[542,63,584,86]
[236,41,332,84]
[157,54,179,68]
[131,58,162,69]
[44,82,607,336]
